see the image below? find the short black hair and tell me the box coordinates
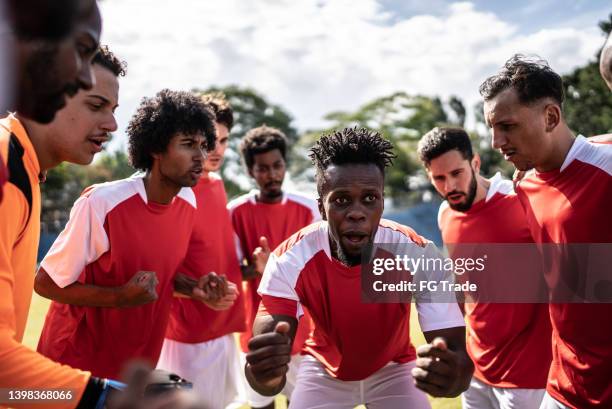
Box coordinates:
[201,92,233,131]
[127,89,216,171]
[93,45,127,77]
[417,127,473,166]
[309,127,395,194]
[479,54,564,106]
[240,125,287,170]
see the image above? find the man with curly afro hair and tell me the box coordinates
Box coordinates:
[245,127,472,408]
[32,89,235,381]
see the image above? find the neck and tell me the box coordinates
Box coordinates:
[472,174,490,205]
[536,125,575,172]
[16,114,59,172]
[257,190,283,204]
[143,169,182,205]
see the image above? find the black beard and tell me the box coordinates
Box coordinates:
[447,169,478,212]
[330,236,364,267]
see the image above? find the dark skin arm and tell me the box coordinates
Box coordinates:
[411,326,474,398]
[35,267,158,307]
[173,272,239,311]
[244,314,298,396]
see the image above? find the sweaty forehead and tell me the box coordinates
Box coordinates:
[483,88,521,124]
[76,3,102,42]
[323,163,383,191]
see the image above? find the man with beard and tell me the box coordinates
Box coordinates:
[418,127,551,409]
[481,55,612,409]
[228,125,319,409]
[35,89,231,381]
[0,9,103,406]
[0,0,100,201]
[244,127,473,408]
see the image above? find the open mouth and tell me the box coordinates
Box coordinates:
[87,135,109,152]
[342,231,369,244]
[501,149,516,160]
[190,168,203,178]
[447,193,464,203]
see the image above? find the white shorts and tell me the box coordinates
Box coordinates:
[462,377,545,409]
[288,355,431,409]
[157,335,247,409]
[538,392,571,409]
[239,352,303,408]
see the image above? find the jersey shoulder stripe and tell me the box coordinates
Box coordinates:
[284,190,320,221]
[562,135,612,176]
[227,191,257,213]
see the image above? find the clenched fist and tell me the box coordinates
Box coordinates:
[117,271,159,307]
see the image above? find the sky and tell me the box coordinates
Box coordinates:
[99,0,611,150]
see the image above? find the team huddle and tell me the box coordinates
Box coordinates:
[0,1,611,409]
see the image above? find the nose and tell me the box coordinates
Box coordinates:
[491,129,507,150]
[101,113,118,133]
[346,203,367,222]
[444,178,456,193]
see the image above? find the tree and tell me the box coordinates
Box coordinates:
[562,14,612,137]
[41,150,134,233]
[301,92,468,205]
[193,85,298,199]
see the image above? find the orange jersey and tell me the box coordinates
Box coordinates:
[517,136,612,408]
[438,173,551,388]
[0,114,90,408]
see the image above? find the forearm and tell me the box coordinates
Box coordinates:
[173,273,197,297]
[240,264,259,280]
[35,271,122,307]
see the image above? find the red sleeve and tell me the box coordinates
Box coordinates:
[257,294,298,317]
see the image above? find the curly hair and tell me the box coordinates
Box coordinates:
[309,127,395,194]
[127,89,216,171]
[93,45,127,77]
[201,92,233,131]
[239,125,288,170]
[417,127,473,166]
[479,54,564,106]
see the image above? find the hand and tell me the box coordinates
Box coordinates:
[201,280,239,311]
[117,271,158,307]
[192,271,226,302]
[411,337,466,397]
[253,236,271,274]
[246,321,292,389]
[107,363,205,409]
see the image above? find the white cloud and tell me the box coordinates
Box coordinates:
[99,0,603,149]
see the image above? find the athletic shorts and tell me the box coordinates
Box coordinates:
[462,377,545,409]
[157,335,247,409]
[288,355,431,409]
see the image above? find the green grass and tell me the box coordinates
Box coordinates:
[25,293,460,409]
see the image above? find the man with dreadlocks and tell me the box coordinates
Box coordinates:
[243,127,473,408]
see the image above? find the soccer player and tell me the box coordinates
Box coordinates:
[0,30,115,409]
[34,89,228,380]
[245,128,473,408]
[5,0,101,124]
[481,55,612,409]
[418,127,551,409]
[0,0,100,201]
[158,93,245,408]
[228,125,319,409]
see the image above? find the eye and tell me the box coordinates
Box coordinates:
[88,103,102,111]
[364,194,377,203]
[334,196,349,205]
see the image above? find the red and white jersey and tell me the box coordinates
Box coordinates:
[257,219,465,381]
[37,175,197,379]
[228,190,320,354]
[166,173,246,343]
[516,136,612,408]
[438,173,551,389]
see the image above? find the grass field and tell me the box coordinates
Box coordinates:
[24,292,460,409]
